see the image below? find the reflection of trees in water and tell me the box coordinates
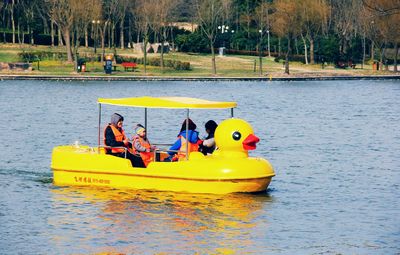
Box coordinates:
[51,187,274,254]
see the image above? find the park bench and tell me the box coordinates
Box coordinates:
[335,61,356,69]
[121,62,137,71]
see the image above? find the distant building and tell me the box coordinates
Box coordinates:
[167,22,198,32]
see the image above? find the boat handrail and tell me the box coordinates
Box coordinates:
[95,145,190,162]
[152,143,173,147]
[102,146,128,158]
[150,148,195,162]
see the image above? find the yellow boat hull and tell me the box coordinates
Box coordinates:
[51,145,275,194]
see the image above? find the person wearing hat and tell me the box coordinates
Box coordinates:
[131,124,156,167]
[104,113,145,168]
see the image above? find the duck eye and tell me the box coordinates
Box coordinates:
[232,131,241,141]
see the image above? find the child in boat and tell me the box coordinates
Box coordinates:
[166,118,202,161]
[199,120,218,155]
[132,124,156,167]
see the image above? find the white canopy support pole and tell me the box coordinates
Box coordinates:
[145,107,148,131]
[98,103,102,153]
[186,109,189,160]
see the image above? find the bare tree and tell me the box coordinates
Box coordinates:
[363,0,400,71]
[240,0,254,45]
[4,0,17,44]
[71,0,98,71]
[330,0,362,58]
[133,0,152,74]
[47,0,74,62]
[1,3,6,42]
[194,0,232,75]
[100,0,115,65]
[254,1,273,75]
[117,0,130,49]
[299,0,329,64]
[149,0,178,72]
[19,0,39,45]
[362,0,400,16]
[271,0,302,74]
[0,3,3,41]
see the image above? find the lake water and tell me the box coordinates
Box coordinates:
[0,79,399,254]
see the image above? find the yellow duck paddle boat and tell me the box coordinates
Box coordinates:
[51,96,275,194]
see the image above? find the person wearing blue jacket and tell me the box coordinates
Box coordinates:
[167,118,201,161]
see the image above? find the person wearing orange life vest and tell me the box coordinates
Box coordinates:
[104,113,145,168]
[167,118,202,161]
[131,124,157,167]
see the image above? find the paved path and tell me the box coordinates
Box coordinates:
[1,74,399,81]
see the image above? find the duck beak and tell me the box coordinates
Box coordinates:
[242,134,260,150]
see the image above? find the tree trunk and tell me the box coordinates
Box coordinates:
[394,42,398,72]
[143,36,148,74]
[101,32,105,66]
[370,40,374,62]
[72,41,78,72]
[380,46,385,71]
[295,38,299,55]
[22,27,25,44]
[111,25,115,50]
[278,37,281,56]
[41,14,49,35]
[120,20,124,49]
[30,26,34,45]
[170,26,175,52]
[128,17,132,49]
[309,38,315,65]
[51,20,55,47]
[160,29,166,72]
[285,37,291,74]
[301,34,308,65]
[362,33,366,69]
[210,41,216,75]
[17,23,21,44]
[160,39,164,72]
[63,29,73,62]
[108,24,111,49]
[85,26,88,48]
[101,35,105,66]
[11,6,15,44]
[58,27,64,46]
[2,11,6,43]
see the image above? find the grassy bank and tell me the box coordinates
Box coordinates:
[0,43,398,78]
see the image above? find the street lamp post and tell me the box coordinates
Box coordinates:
[259,29,264,75]
[92,20,100,54]
[217,25,234,56]
[267,30,271,57]
[218,25,230,34]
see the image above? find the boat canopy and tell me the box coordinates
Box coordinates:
[98,96,237,109]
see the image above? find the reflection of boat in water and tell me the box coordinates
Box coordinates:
[50,186,274,254]
[51,97,275,194]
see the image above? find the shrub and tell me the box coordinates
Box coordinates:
[116,55,191,70]
[274,54,305,63]
[19,51,67,62]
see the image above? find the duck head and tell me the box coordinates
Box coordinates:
[214,118,260,158]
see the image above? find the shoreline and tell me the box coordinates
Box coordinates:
[1,74,399,81]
